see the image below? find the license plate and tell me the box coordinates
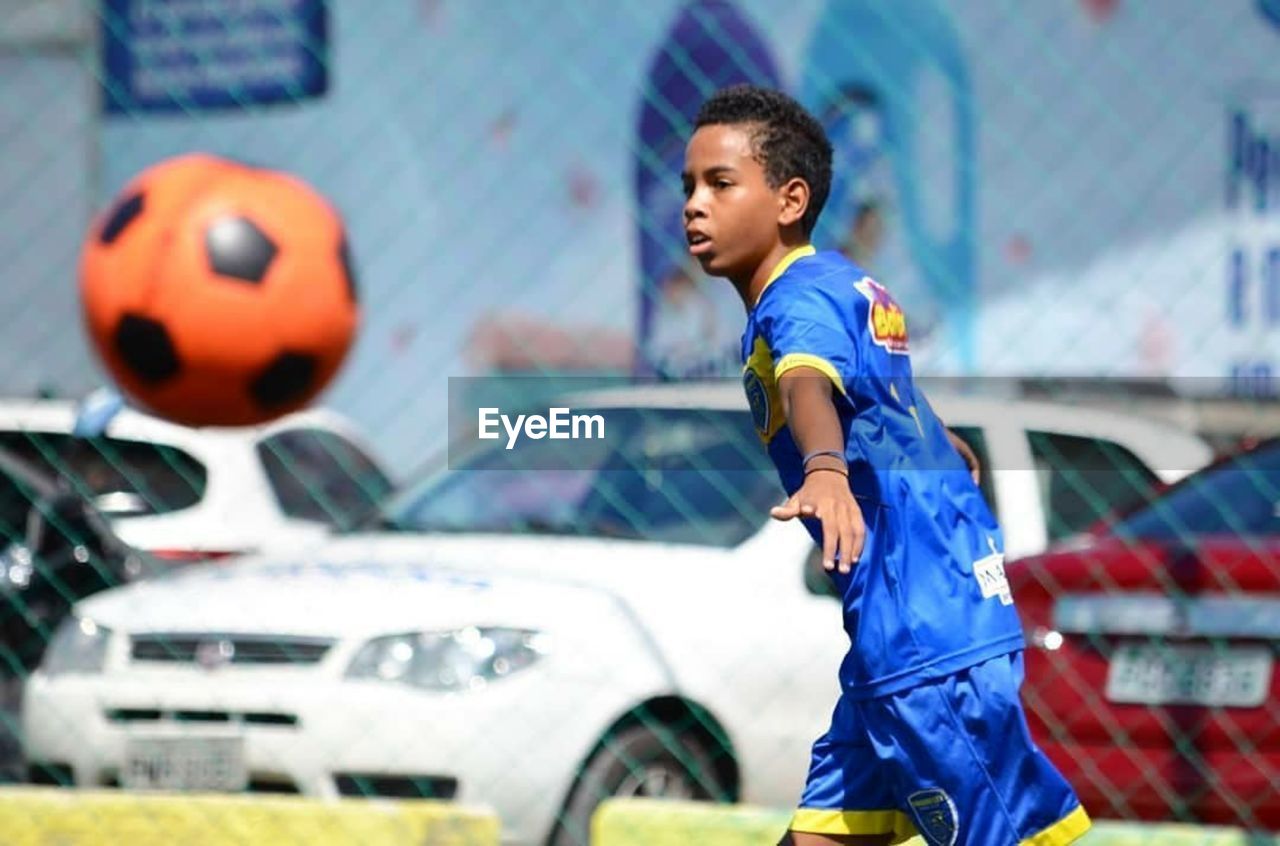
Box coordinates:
[1106,644,1273,707]
[123,735,247,792]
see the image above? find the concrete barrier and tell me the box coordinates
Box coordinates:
[0,786,501,846]
[592,798,1280,846]
[593,798,789,845]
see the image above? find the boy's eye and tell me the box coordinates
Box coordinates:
[681,180,694,198]
[715,179,732,189]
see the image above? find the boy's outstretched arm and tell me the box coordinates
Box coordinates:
[772,367,865,574]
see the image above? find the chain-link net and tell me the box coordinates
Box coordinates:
[1,1,1278,844]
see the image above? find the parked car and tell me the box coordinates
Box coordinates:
[1011,437,1280,831]
[21,386,1213,845]
[0,399,394,561]
[0,445,154,783]
[0,445,152,676]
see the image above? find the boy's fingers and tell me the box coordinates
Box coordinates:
[821,512,838,571]
[850,505,866,562]
[838,508,855,574]
[770,495,801,521]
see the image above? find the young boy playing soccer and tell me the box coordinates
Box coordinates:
[682,85,1091,846]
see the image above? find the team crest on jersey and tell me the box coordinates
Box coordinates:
[743,368,770,434]
[743,336,785,443]
[854,276,909,354]
[908,789,958,846]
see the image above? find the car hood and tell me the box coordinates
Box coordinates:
[76,531,734,637]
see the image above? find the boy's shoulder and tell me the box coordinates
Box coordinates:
[758,249,868,315]
[788,248,862,281]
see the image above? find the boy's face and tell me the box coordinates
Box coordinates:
[682,123,785,282]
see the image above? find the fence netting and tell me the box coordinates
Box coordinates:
[0,1,1277,843]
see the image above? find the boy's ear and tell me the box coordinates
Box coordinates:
[777,177,811,228]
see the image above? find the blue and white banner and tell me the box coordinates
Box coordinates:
[101,0,328,113]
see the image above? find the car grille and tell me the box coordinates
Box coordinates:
[130,634,334,666]
[105,708,299,727]
[334,773,459,800]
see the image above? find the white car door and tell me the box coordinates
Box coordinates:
[716,520,854,807]
[981,419,1048,562]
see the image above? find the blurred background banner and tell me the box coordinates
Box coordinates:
[1,0,1278,467]
[100,0,329,114]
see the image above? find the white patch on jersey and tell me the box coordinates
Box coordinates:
[974,550,1013,606]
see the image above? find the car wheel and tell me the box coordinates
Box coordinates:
[548,723,726,846]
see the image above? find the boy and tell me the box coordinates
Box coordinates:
[682,85,1090,846]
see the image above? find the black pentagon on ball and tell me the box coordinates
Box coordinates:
[249,352,317,408]
[114,314,181,383]
[205,216,277,284]
[338,237,358,304]
[99,193,145,245]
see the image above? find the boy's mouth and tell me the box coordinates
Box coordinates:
[687,231,712,256]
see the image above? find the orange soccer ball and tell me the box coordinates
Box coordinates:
[80,154,359,427]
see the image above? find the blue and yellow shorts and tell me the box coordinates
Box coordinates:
[792,651,1090,846]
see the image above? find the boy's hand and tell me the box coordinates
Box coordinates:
[947,428,981,486]
[771,469,865,574]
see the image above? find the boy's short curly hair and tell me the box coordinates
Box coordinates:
[694,85,833,235]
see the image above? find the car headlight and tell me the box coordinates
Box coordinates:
[0,543,34,591]
[42,616,112,676]
[345,627,549,691]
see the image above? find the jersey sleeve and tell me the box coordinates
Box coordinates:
[756,278,859,396]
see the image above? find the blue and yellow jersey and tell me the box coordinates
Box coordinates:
[741,246,1024,699]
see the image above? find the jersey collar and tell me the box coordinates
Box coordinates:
[754,244,816,306]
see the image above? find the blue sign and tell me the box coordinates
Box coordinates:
[1261,0,1280,31]
[101,0,328,114]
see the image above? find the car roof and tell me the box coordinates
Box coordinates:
[565,381,1175,426]
[0,398,369,452]
[563,381,1213,471]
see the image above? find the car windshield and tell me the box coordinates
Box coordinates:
[1111,440,1280,540]
[383,407,783,547]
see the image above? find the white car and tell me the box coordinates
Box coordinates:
[0,398,392,561]
[23,386,1211,845]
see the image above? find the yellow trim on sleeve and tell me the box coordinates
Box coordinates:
[754,244,817,304]
[1020,805,1092,846]
[774,352,846,395]
[789,808,917,840]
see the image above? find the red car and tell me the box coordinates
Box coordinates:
[1010,439,1280,830]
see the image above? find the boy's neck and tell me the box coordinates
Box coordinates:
[735,235,813,309]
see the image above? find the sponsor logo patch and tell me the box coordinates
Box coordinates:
[854,276,909,354]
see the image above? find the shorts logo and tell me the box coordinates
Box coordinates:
[854,276,909,354]
[908,788,959,846]
[743,367,770,434]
